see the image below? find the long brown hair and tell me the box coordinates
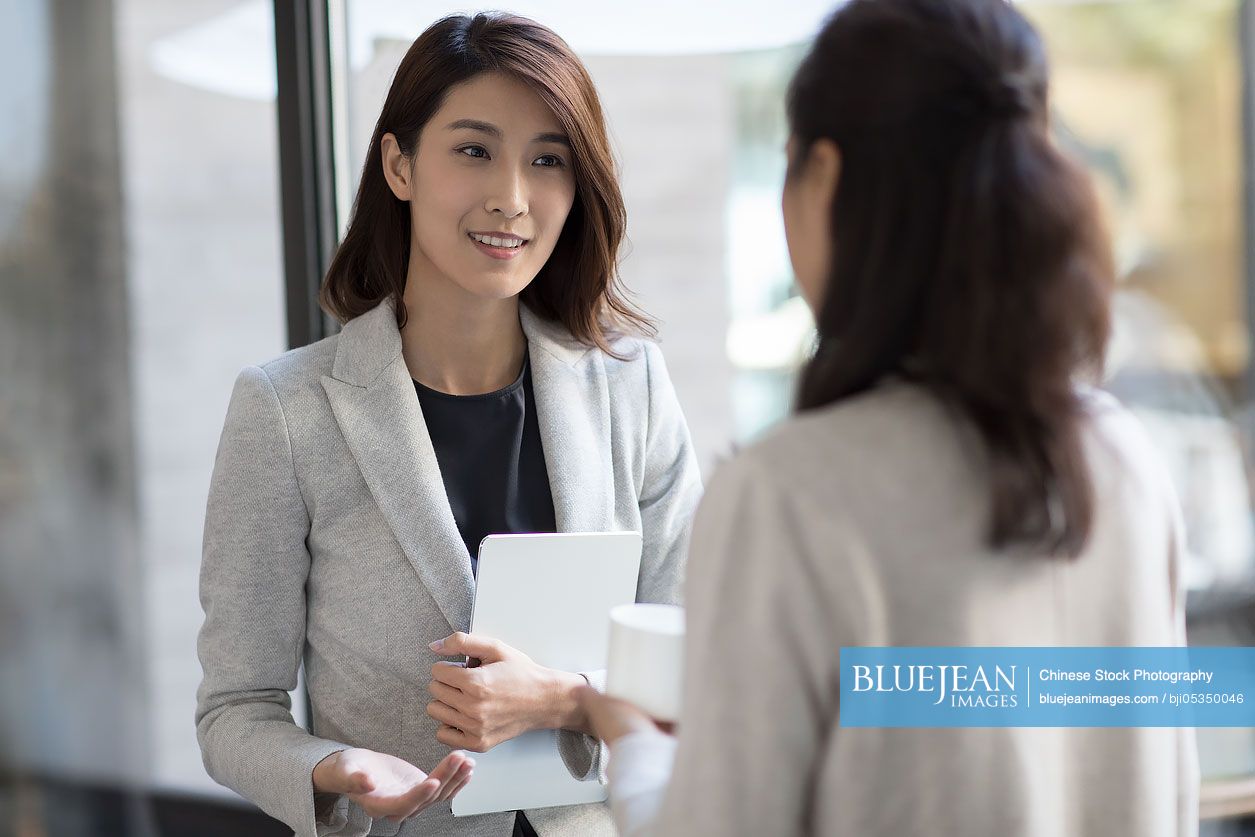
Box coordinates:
[788,0,1113,557]
[320,13,652,352]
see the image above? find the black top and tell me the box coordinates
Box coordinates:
[413,353,557,577]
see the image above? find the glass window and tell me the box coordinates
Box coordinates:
[1019,0,1255,793]
[0,0,288,803]
[118,0,290,793]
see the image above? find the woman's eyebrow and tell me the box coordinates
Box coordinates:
[534,132,571,147]
[446,118,502,137]
[445,118,570,147]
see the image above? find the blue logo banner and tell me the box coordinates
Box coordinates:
[839,647,1254,727]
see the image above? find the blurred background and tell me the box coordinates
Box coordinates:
[2,0,1255,834]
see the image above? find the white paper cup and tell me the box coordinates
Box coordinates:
[604,603,685,722]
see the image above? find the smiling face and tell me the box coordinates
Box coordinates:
[381,72,577,303]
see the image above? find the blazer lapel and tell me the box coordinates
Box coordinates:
[321,300,474,632]
[520,306,616,534]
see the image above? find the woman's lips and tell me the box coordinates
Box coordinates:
[468,233,528,260]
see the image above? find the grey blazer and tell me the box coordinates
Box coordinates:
[195,298,703,837]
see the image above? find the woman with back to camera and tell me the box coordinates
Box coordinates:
[580,0,1200,835]
[194,13,701,837]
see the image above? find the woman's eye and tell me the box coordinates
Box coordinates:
[534,154,565,169]
[458,146,488,159]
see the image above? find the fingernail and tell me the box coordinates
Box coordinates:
[429,639,443,651]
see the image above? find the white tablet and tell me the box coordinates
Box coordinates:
[451,531,643,817]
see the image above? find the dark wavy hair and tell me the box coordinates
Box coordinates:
[319,13,652,353]
[788,0,1113,557]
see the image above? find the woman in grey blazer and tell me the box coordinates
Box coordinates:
[582,1,1199,835]
[194,13,701,837]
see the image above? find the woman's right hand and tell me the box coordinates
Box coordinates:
[312,747,475,824]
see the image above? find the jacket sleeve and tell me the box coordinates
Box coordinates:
[560,341,704,781]
[195,365,372,837]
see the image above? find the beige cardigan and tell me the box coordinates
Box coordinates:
[606,381,1199,837]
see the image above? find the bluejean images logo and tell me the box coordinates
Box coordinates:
[840,647,1255,728]
[851,662,1018,708]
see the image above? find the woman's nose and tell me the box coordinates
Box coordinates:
[485,167,527,218]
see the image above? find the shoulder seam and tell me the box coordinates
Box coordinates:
[250,364,314,523]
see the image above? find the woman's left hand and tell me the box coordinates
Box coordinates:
[576,685,669,746]
[426,632,585,752]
